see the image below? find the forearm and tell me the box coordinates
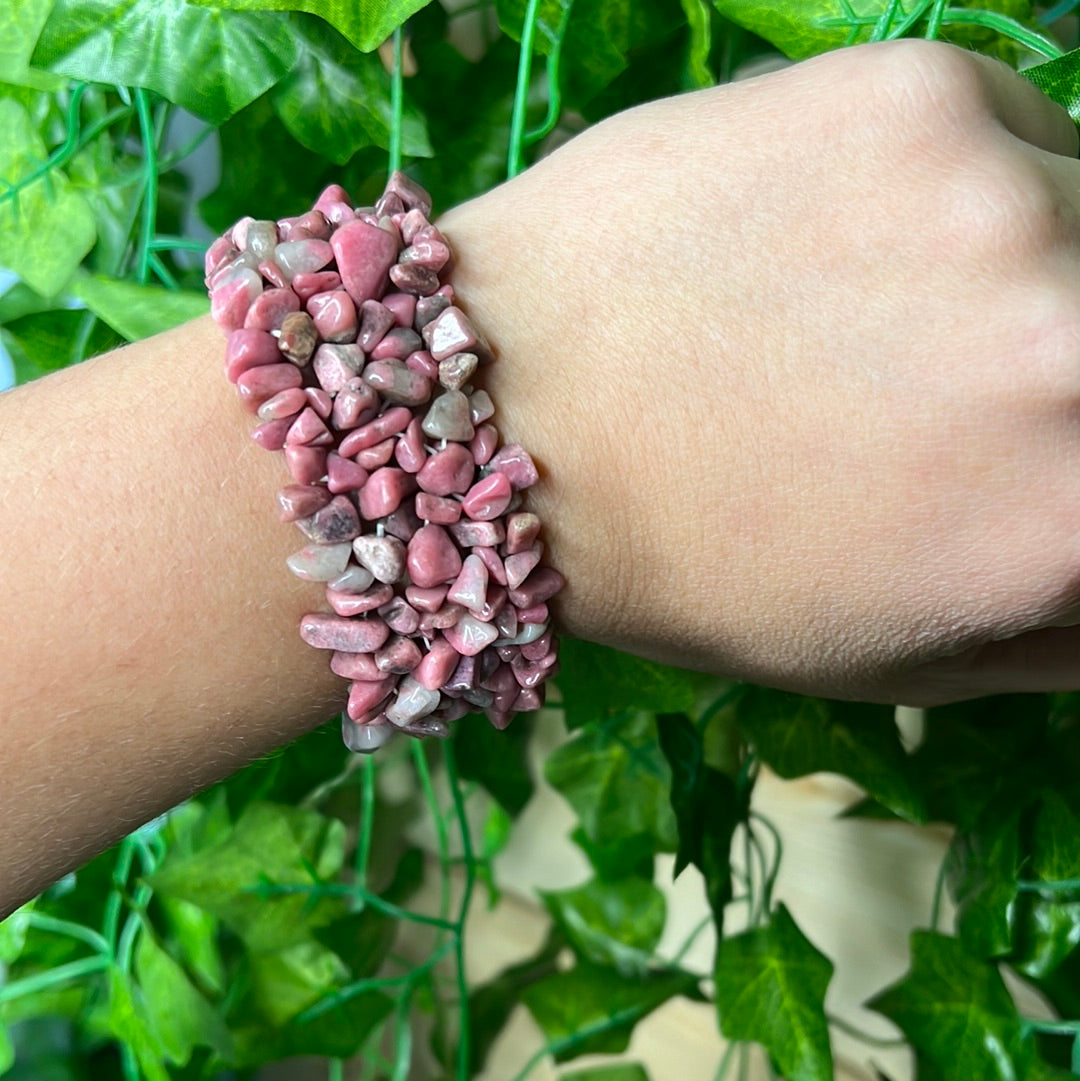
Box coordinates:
[0,316,348,913]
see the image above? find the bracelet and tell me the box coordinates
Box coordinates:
[205,172,563,753]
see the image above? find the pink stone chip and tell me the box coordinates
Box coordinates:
[257,386,307,421]
[379,596,421,635]
[407,524,462,588]
[237,362,303,412]
[363,360,432,407]
[461,472,512,521]
[443,615,499,657]
[286,407,333,447]
[406,350,439,380]
[331,650,382,681]
[311,343,361,395]
[508,566,565,608]
[423,306,480,362]
[339,407,413,456]
[326,583,394,616]
[371,327,422,360]
[211,268,262,331]
[286,541,352,581]
[331,219,398,304]
[449,519,504,548]
[327,452,369,494]
[331,382,379,431]
[489,444,539,490]
[382,291,416,327]
[243,286,300,331]
[405,585,447,613]
[389,262,439,296]
[284,445,327,486]
[395,418,426,473]
[417,443,474,496]
[225,328,280,383]
[292,270,342,302]
[447,554,489,613]
[415,637,460,691]
[415,492,461,525]
[504,512,541,555]
[274,239,333,280]
[307,290,357,343]
[251,416,293,451]
[359,299,395,350]
[385,171,432,216]
[347,677,396,719]
[375,635,422,674]
[505,543,543,589]
[355,437,395,470]
[300,614,390,653]
[296,495,360,544]
[517,602,549,626]
[277,483,332,522]
[470,424,498,466]
[305,387,333,419]
[474,545,507,585]
[358,467,415,520]
[353,533,406,583]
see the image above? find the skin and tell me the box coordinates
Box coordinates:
[2,40,1080,915]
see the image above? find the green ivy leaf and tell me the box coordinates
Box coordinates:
[869,931,1036,1081]
[498,0,686,108]
[199,94,349,232]
[709,0,870,59]
[714,904,834,1081]
[1,308,121,383]
[562,1065,651,1081]
[87,969,169,1081]
[311,909,393,979]
[228,982,393,1064]
[1031,790,1080,881]
[0,1024,12,1075]
[734,687,924,823]
[244,938,349,1026]
[186,0,433,53]
[148,801,347,951]
[657,712,746,938]
[132,931,232,1065]
[0,904,34,965]
[946,802,1025,960]
[1012,791,1080,991]
[541,876,666,976]
[69,275,207,341]
[0,0,61,89]
[916,696,1052,828]
[271,16,431,164]
[407,24,519,210]
[453,711,535,817]
[0,98,95,296]
[522,963,698,1062]
[33,0,299,124]
[545,711,678,878]
[556,639,700,731]
[1022,48,1080,127]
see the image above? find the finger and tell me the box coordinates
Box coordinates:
[903,624,1080,706]
[968,50,1080,158]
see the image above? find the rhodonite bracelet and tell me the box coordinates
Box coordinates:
[205,172,563,753]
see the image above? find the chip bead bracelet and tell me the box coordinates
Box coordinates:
[205,172,564,753]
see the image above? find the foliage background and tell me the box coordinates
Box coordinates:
[1,1,1079,1080]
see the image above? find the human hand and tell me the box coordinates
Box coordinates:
[440,39,1080,705]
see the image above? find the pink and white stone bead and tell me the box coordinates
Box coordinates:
[207,173,563,752]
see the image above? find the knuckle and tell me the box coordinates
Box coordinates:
[852,39,997,139]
